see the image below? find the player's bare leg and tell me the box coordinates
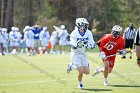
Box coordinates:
[77,67,84,89]
[103,61,110,86]
[136,45,140,67]
[83,66,90,75]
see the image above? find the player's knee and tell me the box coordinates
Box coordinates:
[108,69,112,73]
[104,66,108,70]
[78,69,84,74]
[84,71,89,75]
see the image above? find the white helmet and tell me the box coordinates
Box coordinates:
[111,25,122,38]
[75,18,89,29]
[11,27,15,31]
[60,25,65,30]
[112,25,122,32]
[2,28,7,32]
[43,26,48,31]
[24,25,30,32]
[15,27,19,31]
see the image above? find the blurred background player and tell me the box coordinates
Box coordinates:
[2,28,9,54]
[134,26,140,67]
[39,26,50,55]
[24,26,34,56]
[32,25,42,55]
[93,25,125,86]
[49,29,59,54]
[9,27,19,54]
[67,18,96,89]
[15,27,22,53]
[0,28,5,55]
[121,23,136,59]
[58,25,68,54]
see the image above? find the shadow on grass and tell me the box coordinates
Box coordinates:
[82,88,112,92]
[110,84,140,87]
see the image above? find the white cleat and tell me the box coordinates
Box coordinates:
[92,66,100,77]
[104,80,108,86]
[78,84,83,89]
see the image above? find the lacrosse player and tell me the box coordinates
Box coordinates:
[58,25,68,54]
[32,25,42,55]
[49,30,59,54]
[2,28,9,54]
[0,28,5,55]
[134,27,140,67]
[67,18,96,89]
[24,26,34,56]
[9,27,20,54]
[39,26,50,55]
[92,25,125,86]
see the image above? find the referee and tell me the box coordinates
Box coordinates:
[122,23,136,59]
[134,27,140,67]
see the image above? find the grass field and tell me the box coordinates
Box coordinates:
[0,52,140,93]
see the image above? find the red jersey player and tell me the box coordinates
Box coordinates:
[92,25,125,86]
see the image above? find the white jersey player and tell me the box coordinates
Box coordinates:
[0,28,5,55]
[67,18,95,89]
[24,27,34,56]
[58,25,68,54]
[49,30,59,54]
[9,27,20,54]
[2,28,9,54]
[39,26,50,54]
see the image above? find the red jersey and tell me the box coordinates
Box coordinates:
[97,34,124,56]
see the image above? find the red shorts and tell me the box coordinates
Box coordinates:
[103,56,116,69]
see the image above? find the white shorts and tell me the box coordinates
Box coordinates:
[71,52,89,68]
[41,40,48,47]
[59,40,67,46]
[26,39,34,48]
[3,41,8,48]
[10,41,19,47]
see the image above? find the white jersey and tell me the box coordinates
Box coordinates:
[39,30,50,46]
[24,30,34,47]
[24,30,34,40]
[70,28,95,54]
[17,31,22,41]
[50,31,59,45]
[58,29,68,41]
[58,29,68,45]
[2,32,9,47]
[0,32,5,43]
[9,31,19,42]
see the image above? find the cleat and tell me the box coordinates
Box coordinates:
[121,56,126,59]
[92,66,100,77]
[67,63,72,74]
[104,80,108,86]
[78,84,83,89]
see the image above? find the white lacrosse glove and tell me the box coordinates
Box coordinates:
[86,43,96,49]
[77,40,83,48]
[99,52,107,59]
[117,50,125,55]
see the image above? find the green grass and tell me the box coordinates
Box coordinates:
[0,52,139,93]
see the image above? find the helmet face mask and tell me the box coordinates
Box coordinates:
[111,31,120,38]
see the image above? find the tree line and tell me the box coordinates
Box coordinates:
[0,0,140,33]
